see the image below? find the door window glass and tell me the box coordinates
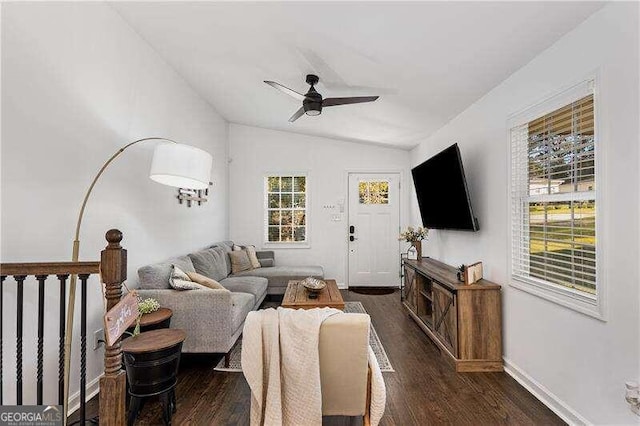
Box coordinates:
[359,180,389,204]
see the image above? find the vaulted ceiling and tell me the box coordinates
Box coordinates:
[113,2,603,149]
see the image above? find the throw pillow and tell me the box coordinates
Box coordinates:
[186,271,226,290]
[169,265,202,290]
[245,245,261,269]
[229,250,253,274]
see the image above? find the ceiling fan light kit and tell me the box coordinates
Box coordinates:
[264,74,379,122]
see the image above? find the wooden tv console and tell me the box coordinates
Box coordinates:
[402,258,503,372]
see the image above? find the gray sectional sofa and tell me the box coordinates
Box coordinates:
[135,241,323,355]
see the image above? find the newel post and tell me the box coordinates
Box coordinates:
[99,229,127,426]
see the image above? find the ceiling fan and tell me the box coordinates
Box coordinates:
[264,74,379,122]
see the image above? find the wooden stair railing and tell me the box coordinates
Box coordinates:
[99,229,127,426]
[0,229,127,426]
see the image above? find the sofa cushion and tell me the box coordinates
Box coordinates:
[213,241,234,252]
[230,292,254,334]
[231,265,324,288]
[210,241,234,275]
[138,255,196,290]
[220,276,268,305]
[256,250,275,268]
[189,247,228,282]
[258,258,274,267]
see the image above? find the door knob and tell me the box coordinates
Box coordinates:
[349,235,356,242]
[349,225,355,234]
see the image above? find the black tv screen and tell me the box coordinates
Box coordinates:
[412,143,479,231]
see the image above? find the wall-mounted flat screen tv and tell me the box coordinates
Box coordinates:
[411,143,479,231]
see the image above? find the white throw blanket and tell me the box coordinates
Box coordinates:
[367,345,386,426]
[242,307,385,426]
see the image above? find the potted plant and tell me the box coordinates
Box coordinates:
[399,226,428,261]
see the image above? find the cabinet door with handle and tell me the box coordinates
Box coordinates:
[432,283,458,357]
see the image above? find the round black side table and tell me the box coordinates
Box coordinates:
[122,328,186,426]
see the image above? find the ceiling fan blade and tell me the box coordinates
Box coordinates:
[297,48,347,86]
[323,96,379,107]
[288,107,305,122]
[321,83,397,96]
[264,81,306,101]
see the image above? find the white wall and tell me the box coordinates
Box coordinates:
[228,124,410,286]
[1,3,228,407]
[410,3,639,424]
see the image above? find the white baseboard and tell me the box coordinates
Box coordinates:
[337,282,347,289]
[68,373,103,416]
[503,357,589,425]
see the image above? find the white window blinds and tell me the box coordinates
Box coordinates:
[511,92,596,297]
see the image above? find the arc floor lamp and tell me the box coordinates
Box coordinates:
[63,137,213,420]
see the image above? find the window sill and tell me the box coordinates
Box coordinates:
[262,242,311,250]
[509,275,605,321]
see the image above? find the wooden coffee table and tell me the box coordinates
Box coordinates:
[281,279,345,310]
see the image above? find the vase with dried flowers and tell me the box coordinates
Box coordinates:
[133,297,160,336]
[399,226,428,260]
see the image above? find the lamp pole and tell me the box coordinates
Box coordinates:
[63,137,178,423]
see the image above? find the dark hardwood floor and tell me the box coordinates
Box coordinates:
[73,290,564,425]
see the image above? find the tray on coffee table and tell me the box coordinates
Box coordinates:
[281,279,344,310]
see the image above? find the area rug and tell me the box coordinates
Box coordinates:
[214,301,394,373]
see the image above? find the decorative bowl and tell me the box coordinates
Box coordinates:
[302,277,326,298]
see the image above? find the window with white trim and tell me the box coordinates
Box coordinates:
[265,175,307,244]
[510,83,598,311]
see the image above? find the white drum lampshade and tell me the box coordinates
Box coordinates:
[149,143,212,190]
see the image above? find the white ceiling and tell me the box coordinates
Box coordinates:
[113,1,603,149]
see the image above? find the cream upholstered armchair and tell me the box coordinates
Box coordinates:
[319,313,373,423]
[243,310,384,425]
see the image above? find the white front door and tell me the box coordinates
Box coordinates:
[348,173,400,287]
